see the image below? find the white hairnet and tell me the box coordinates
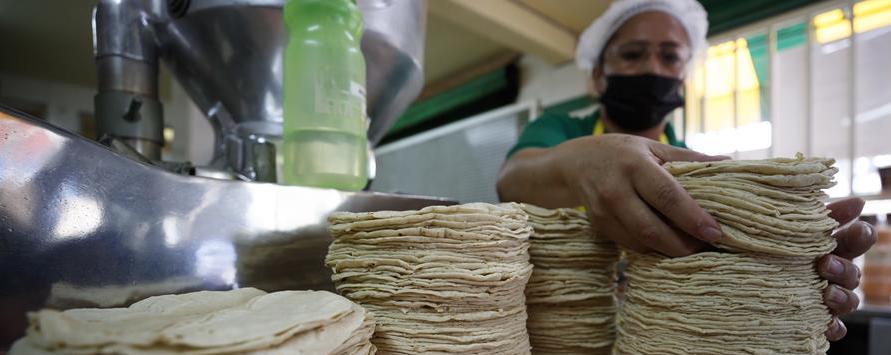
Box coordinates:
[575,0,709,72]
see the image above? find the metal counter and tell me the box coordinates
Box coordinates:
[0,106,454,348]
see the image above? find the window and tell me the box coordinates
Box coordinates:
[685,36,771,157]
[684,0,891,198]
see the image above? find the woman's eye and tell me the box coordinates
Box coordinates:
[619,51,645,61]
[662,53,681,64]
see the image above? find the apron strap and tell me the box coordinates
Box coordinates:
[593,118,670,144]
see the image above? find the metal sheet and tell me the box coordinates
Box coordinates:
[0,106,454,348]
[372,102,535,203]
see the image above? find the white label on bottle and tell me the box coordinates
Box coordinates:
[314,75,342,116]
[351,81,367,117]
[314,76,366,118]
[351,81,366,99]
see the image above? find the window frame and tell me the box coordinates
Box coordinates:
[685,0,891,199]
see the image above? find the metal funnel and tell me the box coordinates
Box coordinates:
[156,0,426,146]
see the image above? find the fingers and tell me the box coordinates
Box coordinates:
[649,143,730,163]
[592,212,649,254]
[826,317,847,342]
[827,198,865,225]
[606,188,706,257]
[824,284,860,315]
[832,221,877,260]
[631,162,723,244]
[821,219,872,343]
[817,255,861,290]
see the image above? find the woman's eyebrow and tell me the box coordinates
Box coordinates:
[615,40,687,49]
[615,40,649,49]
[659,41,689,49]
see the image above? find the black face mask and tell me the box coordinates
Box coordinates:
[599,74,685,132]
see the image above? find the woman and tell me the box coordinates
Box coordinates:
[497,0,874,341]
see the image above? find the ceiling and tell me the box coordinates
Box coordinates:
[423,13,506,85]
[0,0,826,94]
[0,0,612,93]
[517,0,611,33]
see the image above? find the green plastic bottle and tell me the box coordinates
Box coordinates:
[282,0,368,190]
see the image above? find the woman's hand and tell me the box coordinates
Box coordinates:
[553,134,726,256]
[500,133,873,342]
[819,198,876,341]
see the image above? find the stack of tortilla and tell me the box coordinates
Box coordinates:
[614,155,839,355]
[326,203,533,354]
[521,204,619,354]
[10,288,376,355]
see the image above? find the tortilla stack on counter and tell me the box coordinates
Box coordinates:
[520,204,620,355]
[10,288,377,354]
[326,203,534,354]
[615,154,839,355]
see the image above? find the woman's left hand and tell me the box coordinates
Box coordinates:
[818,198,877,341]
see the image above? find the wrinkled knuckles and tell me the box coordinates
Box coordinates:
[638,226,663,246]
[826,318,847,342]
[595,187,622,204]
[653,182,681,209]
[849,264,862,289]
[821,256,862,290]
[847,293,861,314]
[826,286,859,315]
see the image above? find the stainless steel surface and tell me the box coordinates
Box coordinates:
[93,0,163,159]
[157,4,287,137]
[122,137,163,161]
[0,106,454,348]
[94,89,164,161]
[96,56,158,96]
[92,0,427,178]
[155,3,288,173]
[372,102,537,203]
[92,0,159,62]
[360,0,427,143]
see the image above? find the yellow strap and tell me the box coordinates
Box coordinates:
[593,118,669,144]
[593,118,606,136]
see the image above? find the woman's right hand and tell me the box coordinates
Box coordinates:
[552,133,727,256]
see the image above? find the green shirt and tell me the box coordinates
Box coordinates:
[507,110,686,158]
